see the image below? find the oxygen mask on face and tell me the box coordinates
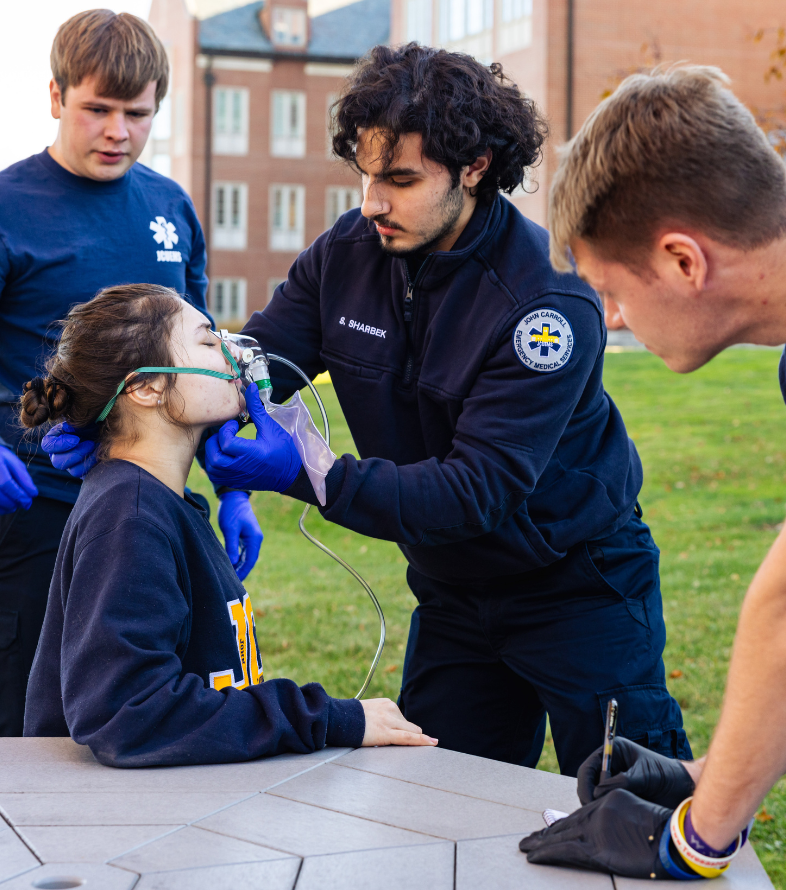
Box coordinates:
[211,328,385,700]
[212,329,336,507]
[213,330,273,400]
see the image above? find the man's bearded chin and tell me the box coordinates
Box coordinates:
[377,184,465,258]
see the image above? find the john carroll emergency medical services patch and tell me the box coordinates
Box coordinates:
[513,308,574,373]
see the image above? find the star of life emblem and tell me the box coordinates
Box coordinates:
[512,308,574,373]
[149,216,182,263]
[150,216,179,249]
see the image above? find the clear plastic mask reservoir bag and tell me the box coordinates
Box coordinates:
[213,330,336,506]
[261,391,335,506]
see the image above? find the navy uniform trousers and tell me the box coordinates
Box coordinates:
[399,511,691,776]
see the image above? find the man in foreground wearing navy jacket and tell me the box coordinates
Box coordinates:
[202,44,689,775]
[0,10,261,735]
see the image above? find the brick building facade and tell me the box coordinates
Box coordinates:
[147,0,389,323]
[390,0,786,228]
[147,0,786,324]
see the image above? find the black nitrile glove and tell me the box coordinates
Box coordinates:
[519,788,671,879]
[578,736,695,809]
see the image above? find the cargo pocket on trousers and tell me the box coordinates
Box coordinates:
[583,544,650,629]
[597,683,693,760]
[0,609,19,649]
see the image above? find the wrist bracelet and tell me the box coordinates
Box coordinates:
[670,798,740,878]
[658,826,703,881]
[684,806,738,858]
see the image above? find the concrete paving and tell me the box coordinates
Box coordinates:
[0,739,773,889]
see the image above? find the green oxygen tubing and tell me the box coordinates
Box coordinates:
[215,330,386,700]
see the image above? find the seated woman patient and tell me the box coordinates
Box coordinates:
[20,284,436,766]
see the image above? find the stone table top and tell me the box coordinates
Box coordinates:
[0,739,773,889]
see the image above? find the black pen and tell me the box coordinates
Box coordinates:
[600,698,618,783]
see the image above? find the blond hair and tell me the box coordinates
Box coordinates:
[549,65,786,272]
[51,9,169,110]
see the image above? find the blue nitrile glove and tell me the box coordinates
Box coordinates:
[218,490,263,581]
[0,446,38,513]
[42,422,100,478]
[205,383,302,492]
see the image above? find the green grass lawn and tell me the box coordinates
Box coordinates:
[188,348,785,886]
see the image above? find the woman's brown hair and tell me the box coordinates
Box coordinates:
[20,284,187,451]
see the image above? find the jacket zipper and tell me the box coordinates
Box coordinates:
[403,261,426,386]
[403,273,415,386]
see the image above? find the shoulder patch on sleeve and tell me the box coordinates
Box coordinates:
[512,307,574,373]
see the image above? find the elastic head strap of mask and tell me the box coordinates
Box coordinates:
[96,342,241,423]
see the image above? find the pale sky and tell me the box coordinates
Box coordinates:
[0,0,357,172]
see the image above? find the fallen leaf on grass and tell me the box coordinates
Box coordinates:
[384,664,399,673]
[755,808,774,822]
[670,669,683,678]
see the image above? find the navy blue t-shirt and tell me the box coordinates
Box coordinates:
[24,459,364,766]
[0,150,210,503]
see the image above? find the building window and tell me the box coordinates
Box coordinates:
[213,182,248,250]
[212,278,247,321]
[325,186,361,228]
[271,6,307,47]
[270,184,305,251]
[502,0,532,20]
[271,91,306,157]
[150,94,171,177]
[326,92,338,158]
[151,155,172,178]
[499,0,533,52]
[268,278,285,303]
[406,0,432,43]
[440,0,493,42]
[214,87,249,155]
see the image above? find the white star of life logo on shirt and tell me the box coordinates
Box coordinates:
[149,216,182,263]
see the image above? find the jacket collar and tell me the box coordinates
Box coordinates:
[401,195,502,291]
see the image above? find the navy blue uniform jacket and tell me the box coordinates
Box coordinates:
[245,197,643,583]
[24,460,365,766]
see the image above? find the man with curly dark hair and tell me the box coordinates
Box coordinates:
[50,44,689,773]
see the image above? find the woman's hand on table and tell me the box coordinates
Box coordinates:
[360,698,438,747]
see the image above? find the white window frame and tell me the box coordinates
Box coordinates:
[268,278,285,304]
[150,154,172,178]
[271,6,307,48]
[269,184,305,252]
[406,0,433,43]
[499,0,533,52]
[214,87,249,155]
[212,278,247,321]
[440,0,493,42]
[213,182,248,251]
[325,186,361,229]
[502,0,533,21]
[326,92,338,158]
[271,90,306,157]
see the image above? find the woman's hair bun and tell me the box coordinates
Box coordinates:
[20,376,71,429]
